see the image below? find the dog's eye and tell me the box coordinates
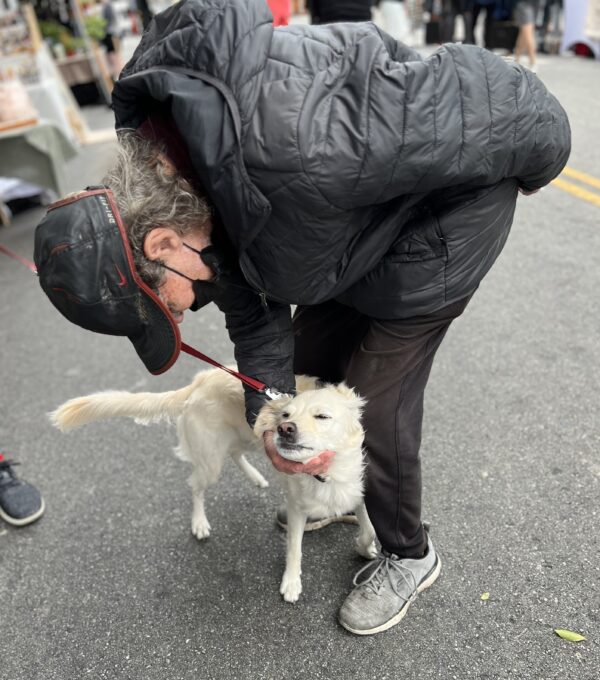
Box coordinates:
[314,414,331,420]
[281,412,290,419]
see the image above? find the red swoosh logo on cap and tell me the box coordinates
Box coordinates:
[115,265,127,287]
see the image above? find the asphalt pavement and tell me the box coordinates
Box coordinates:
[0,50,598,680]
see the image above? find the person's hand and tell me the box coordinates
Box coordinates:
[262,431,335,476]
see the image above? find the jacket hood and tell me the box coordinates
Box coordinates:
[118,0,273,128]
[111,0,274,254]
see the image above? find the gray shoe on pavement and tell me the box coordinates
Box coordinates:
[338,535,441,635]
[276,503,358,532]
[0,456,45,527]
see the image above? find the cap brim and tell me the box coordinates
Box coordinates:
[107,190,182,375]
[128,288,181,375]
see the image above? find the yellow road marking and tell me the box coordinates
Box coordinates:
[561,167,600,191]
[552,177,600,209]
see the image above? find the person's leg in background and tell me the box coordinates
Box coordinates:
[514,1,539,71]
[470,1,482,44]
[379,0,411,43]
[459,0,475,43]
[102,34,125,81]
[482,3,496,48]
[439,0,458,42]
[538,0,560,53]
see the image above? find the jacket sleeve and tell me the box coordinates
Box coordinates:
[210,271,295,427]
[300,37,571,207]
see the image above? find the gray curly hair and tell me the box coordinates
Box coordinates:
[103,131,212,290]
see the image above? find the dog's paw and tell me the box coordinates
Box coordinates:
[355,538,378,560]
[253,475,269,489]
[191,516,211,540]
[280,573,302,603]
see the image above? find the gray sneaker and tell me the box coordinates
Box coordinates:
[276,504,358,532]
[0,456,45,527]
[338,535,441,635]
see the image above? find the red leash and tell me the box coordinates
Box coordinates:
[180,342,281,397]
[0,243,38,273]
[0,242,278,396]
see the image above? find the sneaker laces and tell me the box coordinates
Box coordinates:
[0,458,21,486]
[353,555,418,602]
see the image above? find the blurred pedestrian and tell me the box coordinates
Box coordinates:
[0,453,45,526]
[267,0,291,26]
[307,0,372,24]
[100,0,125,80]
[440,0,475,43]
[291,0,305,15]
[34,0,570,636]
[538,0,562,53]
[379,0,410,42]
[514,0,539,71]
[471,0,496,46]
[135,0,153,29]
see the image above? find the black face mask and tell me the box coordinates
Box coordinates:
[158,241,259,313]
[190,278,217,311]
[188,244,228,312]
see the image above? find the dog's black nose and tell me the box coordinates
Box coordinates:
[277,421,297,441]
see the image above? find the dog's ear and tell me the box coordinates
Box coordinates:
[253,398,289,439]
[253,401,274,438]
[333,383,366,414]
[295,374,323,392]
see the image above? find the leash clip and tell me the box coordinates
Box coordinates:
[264,386,286,401]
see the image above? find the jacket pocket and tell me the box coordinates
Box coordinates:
[338,212,449,318]
[385,212,447,263]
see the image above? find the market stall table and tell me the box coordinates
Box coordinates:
[0,120,79,197]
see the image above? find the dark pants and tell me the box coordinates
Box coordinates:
[471,2,496,48]
[440,0,474,43]
[292,295,471,558]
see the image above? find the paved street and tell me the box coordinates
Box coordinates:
[0,49,599,680]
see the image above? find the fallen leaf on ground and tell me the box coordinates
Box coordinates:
[554,629,586,642]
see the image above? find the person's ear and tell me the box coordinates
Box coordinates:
[157,153,177,175]
[143,227,181,261]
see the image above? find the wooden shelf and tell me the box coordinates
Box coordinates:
[0,117,39,133]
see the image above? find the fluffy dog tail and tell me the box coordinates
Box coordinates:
[50,382,197,432]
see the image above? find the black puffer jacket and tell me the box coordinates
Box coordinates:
[112,0,570,421]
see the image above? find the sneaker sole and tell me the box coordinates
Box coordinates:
[338,555,442,636]
[277,514,359,532]
[0,498,45,526]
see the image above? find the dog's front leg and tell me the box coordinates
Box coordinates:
[354,502,378,559]
[280,503,306,603]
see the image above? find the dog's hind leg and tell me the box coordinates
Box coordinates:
[231,451,269,488]
[188,466,225,540]
[354,502,378,559]
[179,417,227,541]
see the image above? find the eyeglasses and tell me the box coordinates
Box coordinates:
[156,242,204,283]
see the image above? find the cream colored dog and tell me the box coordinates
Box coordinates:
[50,369,377,602]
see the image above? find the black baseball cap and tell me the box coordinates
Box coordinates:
[33,187,181,374]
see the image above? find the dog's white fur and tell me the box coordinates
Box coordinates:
[50,369,376,602]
